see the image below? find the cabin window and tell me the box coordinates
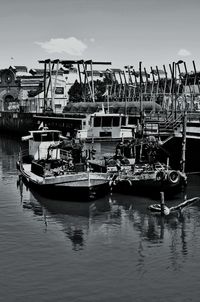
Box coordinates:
[121,116,126,126]
[128,116,137,125]
[33,132,60,141]
[113,116,120,127]
[102,116,112,127]
[94,117,101,127]
[100,132,112,137]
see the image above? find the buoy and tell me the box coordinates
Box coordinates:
[168,170,180,184]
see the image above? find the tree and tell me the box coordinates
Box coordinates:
[68,80,83,102]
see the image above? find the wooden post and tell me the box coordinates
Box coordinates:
[107,85,110,114]
[150,66,155,110]
[181,109,187,173]
[123,70,128,114]
[113,71,117,100]
[77,60,84,101]
[183,62,192,110]
[169,63,174,116]
[48,61,53,111]
[156,65,160,98]
[90,60,95,103]
[118,70,123,101]
[160,191,165,216]
[139,141,143,162]
[43,61,47,111]
[193,60,200,94]
[52,60,59,112]
[144,67,148,96]
[139,61,143,122]
[163,64,167,97]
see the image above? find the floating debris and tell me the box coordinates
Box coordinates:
[148,197,200,216]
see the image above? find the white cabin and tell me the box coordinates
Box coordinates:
[22,129,62,160]
[76,110,136,141]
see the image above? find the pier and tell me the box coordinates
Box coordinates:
[0,59,200,171]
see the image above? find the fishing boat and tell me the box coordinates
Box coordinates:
[16,128,110,201]
[89,136,187,196]
[76,106,136,142]
[109,161,187,195]
[74,106,137,157]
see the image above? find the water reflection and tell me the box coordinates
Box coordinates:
[17,175,200,262]
[0,134,19,175]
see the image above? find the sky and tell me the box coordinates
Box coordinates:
[0,0,200,73]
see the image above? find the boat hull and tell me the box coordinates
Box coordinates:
[111,174,186,197]
[17,162,110,201]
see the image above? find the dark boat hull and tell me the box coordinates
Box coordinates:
[20,174,110,201]
[17,162,110,201]
[111,177,186,197]
[26,179,108,201]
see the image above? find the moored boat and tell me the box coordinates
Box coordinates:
[76,107,136,143]
[16,128,110,201]
[109,161,187,196]
[88,136,187,196]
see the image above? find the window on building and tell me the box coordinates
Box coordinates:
[55,104,62,109]
[55,87,64,94]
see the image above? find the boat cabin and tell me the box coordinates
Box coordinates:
[76,110,136,141]
[22,129,63,160]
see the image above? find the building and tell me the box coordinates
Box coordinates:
[0,66,71,113]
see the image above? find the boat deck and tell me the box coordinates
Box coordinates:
[20,163,109,187]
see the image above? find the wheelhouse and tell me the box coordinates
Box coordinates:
[21,130,62,160]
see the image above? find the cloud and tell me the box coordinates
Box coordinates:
[35,37,87,56]
[177,48,191,57]
[89,38,95,43]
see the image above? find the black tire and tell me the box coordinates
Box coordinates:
[156,171,165,182]
[168,171,180,184]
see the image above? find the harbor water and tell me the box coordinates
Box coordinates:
[1,134,200,302]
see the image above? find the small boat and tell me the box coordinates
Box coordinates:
[111,161,186,191]
[16,128,110,201]
[89,136,187,196]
